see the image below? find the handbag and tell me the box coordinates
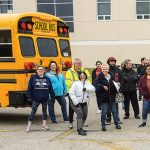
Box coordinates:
[115,92,124,103]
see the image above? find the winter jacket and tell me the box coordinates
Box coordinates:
[46,71,67,96]
[69,80,95,105]
[94,72,117,103]
[27,74,55,102]
[121,67,139,93]
[109,66,122,83]
[138,75,150,100]
[65,67,92,92]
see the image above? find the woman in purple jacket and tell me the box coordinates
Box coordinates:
[138,65,150,127]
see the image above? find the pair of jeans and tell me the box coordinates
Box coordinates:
[107,103,119,121]
[48,95,69,122]
[101,102,119,126]
[123,92,139,117]
[28,101,48,121]
[142,99,150,122]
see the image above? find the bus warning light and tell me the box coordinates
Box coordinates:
[27,23,33,30]
[21,22,26,30]
[24,62,35,70]
[63,28,68,33]
[59,27,63,33]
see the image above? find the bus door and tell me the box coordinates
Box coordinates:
[36,37,61,69]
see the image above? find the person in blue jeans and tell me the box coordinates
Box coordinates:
[26,65,55,132]
[138,65,150,127]
[46,61,69,123]
[94,64,121,131]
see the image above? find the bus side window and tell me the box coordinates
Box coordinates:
[59,39,71,57]
[0,30,12,57]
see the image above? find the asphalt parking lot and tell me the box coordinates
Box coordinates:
[0,94,150,150]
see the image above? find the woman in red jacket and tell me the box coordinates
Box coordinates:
[138,65,150,127]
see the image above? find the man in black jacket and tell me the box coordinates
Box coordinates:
[106,57,122,124]
[121,59,140,119]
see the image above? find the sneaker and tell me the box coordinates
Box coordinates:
[116,124,121,129]
[26,125,30,132]
[68,123,73,129]
[135,115,140,119]
[138,122,146,127]
[42,125,49,130]
[97,110,101,114]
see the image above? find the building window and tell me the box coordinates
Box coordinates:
[97,0,111,21]
[0,0,13,13]
[136,0,150,19]
[37,0,74,32]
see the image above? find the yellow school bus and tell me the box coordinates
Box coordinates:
[0,12,72,107]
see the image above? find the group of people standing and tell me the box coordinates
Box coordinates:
[25,57,150,136]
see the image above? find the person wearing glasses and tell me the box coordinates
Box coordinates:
[26,65,55,132]
[121,59,140,119]
[92,61,102,114]
[69,72,95,135]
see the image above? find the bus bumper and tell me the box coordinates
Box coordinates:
[8,91,31,107]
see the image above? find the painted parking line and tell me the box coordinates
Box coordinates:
[50,130,132,150]
[49,129,75,142]
[0,129,22,132]
[63,139,132,150]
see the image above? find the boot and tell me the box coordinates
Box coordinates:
[77,128,87,136]
[139,122,146,127]
[42,120,49,130]
[102,124,106,131]
[26,121,32,132]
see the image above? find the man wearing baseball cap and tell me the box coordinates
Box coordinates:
[106,57,122,124]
